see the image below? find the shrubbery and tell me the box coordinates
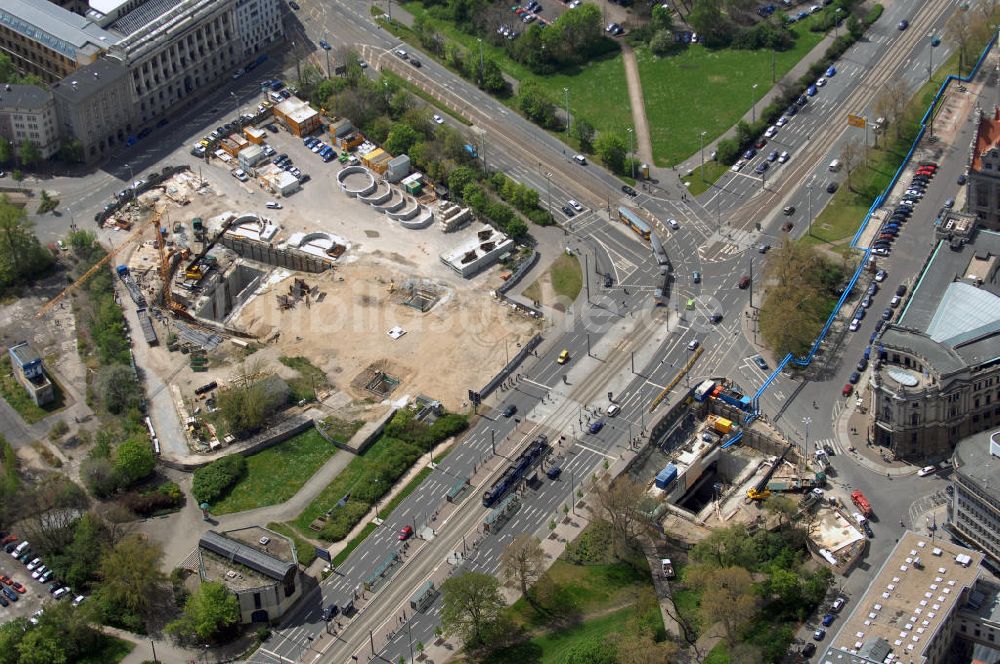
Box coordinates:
[313,408,466,542]
[193,455,248,505]
[121,482,184,517]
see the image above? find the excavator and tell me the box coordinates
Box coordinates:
[746,443,795,502]
[184,217,234,281]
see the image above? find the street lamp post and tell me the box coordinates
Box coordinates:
[546,171,552,214]
[807,181,814,237]
[928,34,937,82]
[802,417,812,456]
[124,163,136,206]
[751,83,759,124]
[564,87,571,135]
[626,127,634,180]
[699,130,707,183]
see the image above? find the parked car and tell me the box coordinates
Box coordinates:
[822,613,835,626]
[503,404,517,418]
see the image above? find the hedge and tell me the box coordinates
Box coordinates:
[193,455,248,505]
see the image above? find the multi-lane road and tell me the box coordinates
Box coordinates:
[236,1,980,661]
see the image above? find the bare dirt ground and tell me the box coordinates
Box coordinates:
[231,256,540,410]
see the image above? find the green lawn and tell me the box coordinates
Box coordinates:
[637,23,825,166]
[294,434,414,534]
[400,2,631,137]
[682,161,730,196]
[210,429,336,515]
[507,559,651,630]
[521,253,583,307]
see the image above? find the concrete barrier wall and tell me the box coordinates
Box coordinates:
[159,416,314,471]
[221,236,331,273]
[479,334,543,399]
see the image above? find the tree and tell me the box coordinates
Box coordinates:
[0,195,52,294]
[594,132,627,175]
[439,572,506,649]
[384,123,420,154]
[216,361,287,438]
[46,512,107,590]
[114,434,156,487]
[0,619,28,664]
[17,629,67,664]
[0,141,10,165]
[874,79,907,139]
[192,454,247,504]
[518,82,558,128]
[95,534,167,623]
[593,478,648,558]
[448,165,479,197]
[688,565,756,643]
[651,4,675,32]
[768,567,802,609]
[572,118,596,153]
[499,534,546,602]
[946,8,973,76]
[167,581,240,642]
[839,137,863,192]
[82,456,118,498]
[480,58,508,95]
[688,0,734,48]
[18,140,40,167]
[764,494,799,528]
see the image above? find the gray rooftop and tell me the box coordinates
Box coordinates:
[883,230,1000,375]
[0,0,118,60]
[0,84,51,110]
[109,0,175,37]
[878,328,967,376]
[50,57,128,101]
[954,429,1000,498]
[199,530,297,583]
[8,342,40,367]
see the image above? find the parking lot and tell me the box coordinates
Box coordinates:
[1,536,75,623]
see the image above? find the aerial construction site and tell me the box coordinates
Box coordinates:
[71,164,539,458]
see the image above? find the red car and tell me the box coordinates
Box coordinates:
[398,526,414,541]
[842,384,853,397]
[1,535,17,546]
[12,581,26,594]
[0,575,11,586]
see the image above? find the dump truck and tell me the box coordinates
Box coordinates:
[136,308,158,346]
[851,490,873,517]
[115,265,147,307]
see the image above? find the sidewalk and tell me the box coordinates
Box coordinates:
[833,387,916,478]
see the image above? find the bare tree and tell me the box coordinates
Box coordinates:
[499,534,546,604]
[840,137,863,193]
[946,8,973,76]
[874,80,908,139]
[593,478,649,558]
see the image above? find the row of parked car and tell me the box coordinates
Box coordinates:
[2,535,84,609]
[870,161,937,258]
[303,136,337,163]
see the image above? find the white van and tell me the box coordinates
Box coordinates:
[265,201,282,209]
[606,403,621,417]
[829,159,841,172]
[12,541,28,557]
[573,154,587,165]
[269,91,284,104]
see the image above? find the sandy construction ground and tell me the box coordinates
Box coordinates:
[232,255,540,410]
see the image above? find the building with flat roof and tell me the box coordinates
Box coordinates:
[0,83,59,158]
[49,56,134,162]
[969,107,1000,230]
[0,0,119,82]
[818,531,983,664]
[195,527,301,624]
[869,229,1000,459]
[7,341,54,406]
[950,429,1000,566]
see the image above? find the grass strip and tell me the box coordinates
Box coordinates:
[268,521,319,567]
